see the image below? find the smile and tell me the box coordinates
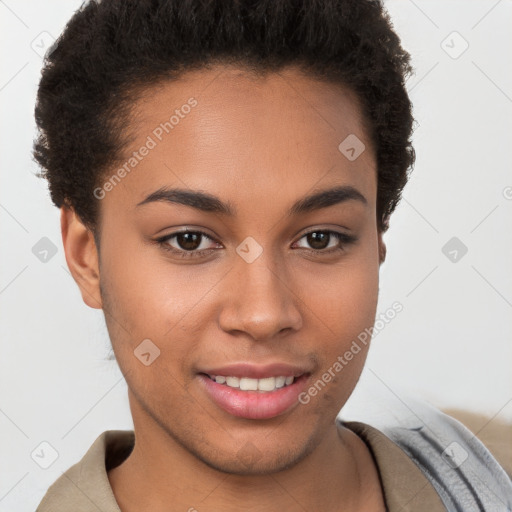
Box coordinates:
[206,374,296,392]
[198,373,310,420]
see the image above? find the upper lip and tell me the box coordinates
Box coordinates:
[198,362,311,379]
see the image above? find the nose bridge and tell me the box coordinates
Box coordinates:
[221,236,302,339]
[238,241,282,300]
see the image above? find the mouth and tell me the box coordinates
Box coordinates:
[197,372,310,420]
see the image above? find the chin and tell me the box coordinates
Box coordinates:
[193,438,317,476]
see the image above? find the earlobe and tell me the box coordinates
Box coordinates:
[60,206,103,309]
[378,232,386,265]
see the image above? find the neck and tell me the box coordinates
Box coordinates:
[108,398,385,511]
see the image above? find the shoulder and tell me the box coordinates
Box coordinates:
[340,398,512,511]
[36,430,134,512]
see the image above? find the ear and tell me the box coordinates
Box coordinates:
[60,206,102,309]
[378,230,387,265]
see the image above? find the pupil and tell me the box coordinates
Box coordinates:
[178,232,200,250]
[308,231,328,249]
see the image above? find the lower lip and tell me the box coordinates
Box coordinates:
[198,374,309,420]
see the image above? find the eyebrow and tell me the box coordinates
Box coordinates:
[136,185,367,216]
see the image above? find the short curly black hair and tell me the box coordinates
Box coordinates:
[33,0,415,236]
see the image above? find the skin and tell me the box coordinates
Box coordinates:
[61,64,387,511]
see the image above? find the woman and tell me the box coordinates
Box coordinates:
[34,0,512,510]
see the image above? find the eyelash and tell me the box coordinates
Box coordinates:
[154,229,358,259]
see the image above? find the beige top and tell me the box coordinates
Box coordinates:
[36,422,446,511]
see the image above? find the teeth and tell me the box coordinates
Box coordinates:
[225,376,240,387]
[275,376,286,388]
[240,378,258,391]
[210,374,296,392]
[258,377,276,391]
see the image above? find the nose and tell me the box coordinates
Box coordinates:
[218,247,303,342]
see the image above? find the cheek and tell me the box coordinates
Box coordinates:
[303,243,380,339]
[98,231,221,382]
[300,282,377,416]
[100,227,193,327]
[299,245,380,399]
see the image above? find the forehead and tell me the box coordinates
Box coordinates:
[103,64,377,213]
[131,64,372,152]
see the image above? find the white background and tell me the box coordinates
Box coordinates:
[1,1,511,510]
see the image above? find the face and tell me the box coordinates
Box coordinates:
[66,64,384,474]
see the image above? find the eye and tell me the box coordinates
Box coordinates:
[155,228,357,259]
[155,230,221,259]
[293,229,357,254]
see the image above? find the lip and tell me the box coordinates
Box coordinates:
[198,373,310,420]
[198,362,310,379]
